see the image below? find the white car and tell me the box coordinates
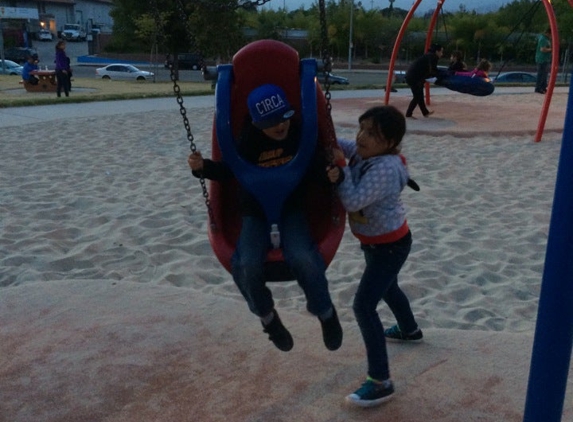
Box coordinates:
[95,64,154,81]
[38,29,53,41]
[0,59,23,75]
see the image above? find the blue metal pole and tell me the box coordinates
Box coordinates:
[523,73,573,421]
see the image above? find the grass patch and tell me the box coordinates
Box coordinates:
[0,75,214,108]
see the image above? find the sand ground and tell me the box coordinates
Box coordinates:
[0,86,572,421]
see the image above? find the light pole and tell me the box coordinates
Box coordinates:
[348,0,354,70]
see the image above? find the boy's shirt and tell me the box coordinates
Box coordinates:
[22,62,38,81]
[196,121,321,218]
[336,138,409,244]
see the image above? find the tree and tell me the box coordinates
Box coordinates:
[109,0,244,61]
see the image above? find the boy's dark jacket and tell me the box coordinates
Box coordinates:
[192,119,327,219]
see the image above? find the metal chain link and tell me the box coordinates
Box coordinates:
[317,0,340,225]
[150,0,214,225]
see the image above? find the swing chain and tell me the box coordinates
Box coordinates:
[317,0,340,226]
[318,0,332,115]
[149,0,214,225]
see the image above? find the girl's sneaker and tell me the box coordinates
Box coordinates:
[346,379,394,407]
[384,325,423,341]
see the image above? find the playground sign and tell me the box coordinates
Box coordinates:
[0,7,39,20]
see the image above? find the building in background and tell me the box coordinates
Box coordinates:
[0,0,113,48]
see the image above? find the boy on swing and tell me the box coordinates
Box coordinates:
[188,83,342,352]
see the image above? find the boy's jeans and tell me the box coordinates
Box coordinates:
[231,210,333,318]
[353,231,415,380]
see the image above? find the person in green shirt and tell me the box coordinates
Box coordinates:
[535,28,552,94]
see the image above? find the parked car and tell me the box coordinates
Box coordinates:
[164,53,203,70]
[95,64,154,81]
[61,23,87,42]
[38,29,53,41]
[317,71,349,85]
[3,47,38,64]
[491,72,536,84]
[0,59,24,75]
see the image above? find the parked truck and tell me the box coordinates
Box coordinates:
[61,24,87,42]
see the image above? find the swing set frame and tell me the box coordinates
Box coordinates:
[384,0,569,142]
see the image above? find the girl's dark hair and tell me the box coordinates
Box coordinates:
[358,105,406,152]
[476,59,491,72]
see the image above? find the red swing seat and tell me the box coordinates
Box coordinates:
[209,39,345,281]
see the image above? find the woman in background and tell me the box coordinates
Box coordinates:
[54,40,69,98]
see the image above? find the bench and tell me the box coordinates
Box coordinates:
[21,72,58,93]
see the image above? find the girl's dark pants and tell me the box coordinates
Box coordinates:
[353,231,417,381]
[56,70,69,97]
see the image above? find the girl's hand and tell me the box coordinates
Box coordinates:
[326,164,342,184]
[188,151,204,172]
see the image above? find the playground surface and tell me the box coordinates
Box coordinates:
[0,86,571,421]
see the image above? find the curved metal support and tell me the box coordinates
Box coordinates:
[534,0,560,142]
[424,1,445,106]
[384,0,423,104]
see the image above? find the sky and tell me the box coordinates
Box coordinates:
[263,0,512,14]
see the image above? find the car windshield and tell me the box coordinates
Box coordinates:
[125,65,138,72]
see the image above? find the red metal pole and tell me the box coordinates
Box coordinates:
[534,0,560,142]
[384,0,423,105]
[424,1,445,106]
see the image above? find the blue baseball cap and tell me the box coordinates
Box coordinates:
[247,84,295,129]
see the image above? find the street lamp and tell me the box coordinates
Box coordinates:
[348,0,354,70]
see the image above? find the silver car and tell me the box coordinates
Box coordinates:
[95,64,154,81]
[0,59,24,75]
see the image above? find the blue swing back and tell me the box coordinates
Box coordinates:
[206,39,346,281]
[215,59,318,228]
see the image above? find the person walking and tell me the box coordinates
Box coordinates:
[535,27,552,94]
[405,44,444,118]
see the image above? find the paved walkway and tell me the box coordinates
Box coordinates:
[1,86,569,139]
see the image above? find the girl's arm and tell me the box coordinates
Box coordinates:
[337,160,399,212]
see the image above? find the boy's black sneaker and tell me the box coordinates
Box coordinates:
[384,325,423,342]
[262,310,293,352]
[346,378,395,407]
[319,307,343,351]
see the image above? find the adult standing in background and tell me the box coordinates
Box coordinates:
[404,44,443,119]
[535,27,552,94]
[55,40,70,98]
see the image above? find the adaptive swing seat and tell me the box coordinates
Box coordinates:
[434,70,495,97]
[209,39,346,281]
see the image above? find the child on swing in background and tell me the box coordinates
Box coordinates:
[456,59,492,82]
[327,105,422,407]
[188,83,342,353]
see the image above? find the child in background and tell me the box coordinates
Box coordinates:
[22,54,40,85]
[456,59,492,82]
[327,105,422,407]
[188,84,342,353]
[448,50,467,74]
